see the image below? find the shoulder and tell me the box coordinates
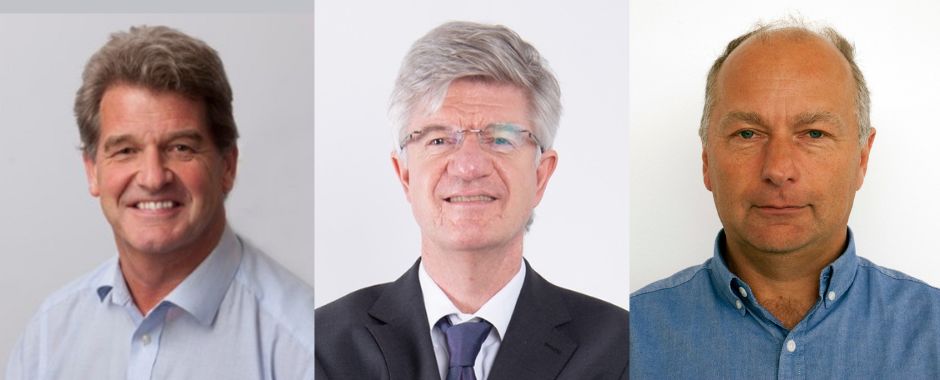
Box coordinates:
[315,282,391,330]
[30,258,115,320]
[630,261,711,303]
[314,281,398,378]
[856,256,940,299]
[229,237,315,349]
[552,284,629,325]
[7,259,114,379]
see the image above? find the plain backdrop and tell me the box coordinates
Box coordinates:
[0,14,314,364]
[315,0,630,309]
[630,0,940,292]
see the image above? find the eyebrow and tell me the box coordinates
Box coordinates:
[718,111,846,130]
[101,129,207,153]
[792,111,845,129]
[102,134,135,153]
[719,111,767,130]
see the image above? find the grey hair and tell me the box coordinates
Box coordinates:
[75,25,237,159]
[699,18,871,146]
[389,21,562,152]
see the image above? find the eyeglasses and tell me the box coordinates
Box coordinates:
[399,123,543,157]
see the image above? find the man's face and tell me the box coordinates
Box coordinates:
[392,79,557,253]
[703,31,875,255]
[83,84,237,257]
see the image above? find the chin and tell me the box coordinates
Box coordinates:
[742,228,812,254]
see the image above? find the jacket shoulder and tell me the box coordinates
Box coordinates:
[316,282,391,329]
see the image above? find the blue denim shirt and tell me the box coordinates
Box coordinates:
[631,229,940,379]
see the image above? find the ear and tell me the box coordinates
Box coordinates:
[532,149,558,207]
[702,147,713,191]
[856,127,876,190]
[391,151,411,201]
[221,146,239,194]
[83,152,101,197]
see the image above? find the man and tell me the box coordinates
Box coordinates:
[6,26,314,379]
[315,21,629,380]
[631,20,940,378]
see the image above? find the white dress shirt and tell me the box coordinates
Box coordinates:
[419,260,526,380]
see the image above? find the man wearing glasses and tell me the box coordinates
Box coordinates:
[315,21,629,380]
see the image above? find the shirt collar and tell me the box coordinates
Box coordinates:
[707,227,859,314]
[94,225,243,325]
[419,259,525,340]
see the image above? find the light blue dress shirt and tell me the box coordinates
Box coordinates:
[631,229,940,379]
[6,226,314,380]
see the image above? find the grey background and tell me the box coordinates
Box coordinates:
[630,0,940,292]
[0,14,314,364]
[315,0,630,310]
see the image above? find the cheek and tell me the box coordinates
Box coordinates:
[98,165,133,199]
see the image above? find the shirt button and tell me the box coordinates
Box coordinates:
[735,300,743,309]
[141,334,151,345]
[786,339,796,352]
[827,291,836,301]
[738,287,748,298]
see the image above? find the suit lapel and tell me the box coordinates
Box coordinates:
[489,261,578,379]
[366,260,442,380]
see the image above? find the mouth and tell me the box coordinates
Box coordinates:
[133,200,181,210]
[445,195,496,203]
[752,204,808,215]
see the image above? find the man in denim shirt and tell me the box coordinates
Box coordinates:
[631,20,940,378]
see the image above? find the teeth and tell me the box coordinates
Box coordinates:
[449,195,495,203]
[137,201,175,210]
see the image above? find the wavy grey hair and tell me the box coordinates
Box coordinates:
[389,21,561,152]
[699,18,871,146]
[75,25,237,159]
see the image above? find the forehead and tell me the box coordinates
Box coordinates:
[98,83,209,139]
[409,79,531,129]
[714,31,856,115]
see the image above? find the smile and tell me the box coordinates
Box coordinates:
[135,201,179,210]
[446,195,496,203]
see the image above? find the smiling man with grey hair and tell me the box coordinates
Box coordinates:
[631,19,940,378]
[316,21,629,380]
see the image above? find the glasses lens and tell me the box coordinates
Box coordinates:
[483,124,529,153]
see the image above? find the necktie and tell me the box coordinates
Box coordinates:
[438,317,492,380]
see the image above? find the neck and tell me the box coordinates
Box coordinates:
[421,236,524,314]
[117,219,226,315]
[723,231,846,329]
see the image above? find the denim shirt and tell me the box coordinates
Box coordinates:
[631,229,940,379]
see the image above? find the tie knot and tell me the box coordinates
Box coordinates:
[438,317,492,368]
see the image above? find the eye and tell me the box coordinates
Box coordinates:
[171,144,194,152]
[427,137,449,146]
[737,130,756,139]
[807,130,824,139]
[111,146,137,157]
[492,137,515,146]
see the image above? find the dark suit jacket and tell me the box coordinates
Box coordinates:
[315,259,629,380]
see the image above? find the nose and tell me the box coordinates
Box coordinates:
[137,148,173,191]
[446,133,494,181]
[761,137,799,187]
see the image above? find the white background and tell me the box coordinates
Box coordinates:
[0,14,314,363]
[315,0,630,309]
[630,1,940,292]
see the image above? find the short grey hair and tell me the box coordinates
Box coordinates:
[389,21,561,152]
[75,25,237,159]
[699,18,871,146]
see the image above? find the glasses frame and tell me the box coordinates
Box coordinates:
[398,123,544,155]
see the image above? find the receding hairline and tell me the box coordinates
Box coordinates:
[707,29,857,135]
